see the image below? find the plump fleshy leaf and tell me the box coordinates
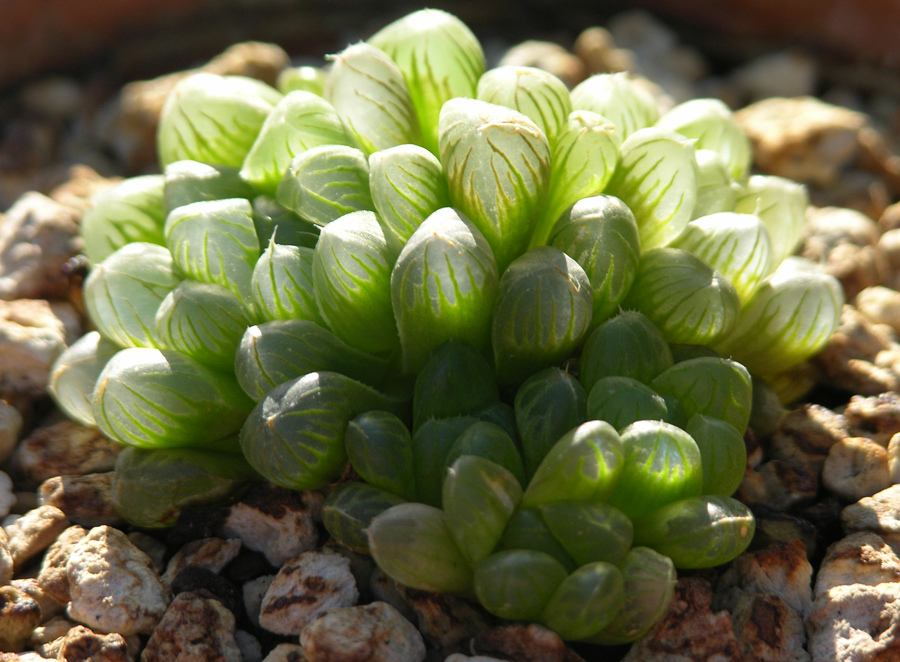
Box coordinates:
[369,144,449,254]
[392,207,499,373]
[369,8,485,155]
[277,65,326,96]
[165,198,260,301]
[632,495,755,569]
[325,42,421,155]
[411,415,477,507]
[474,550,568,620]
[540,562,625,641]
[685,414,747,496]
[539,501,633,566]
[531,112,620,249]
[94,347,254,448]
[522,420,624,507]
[157,73,281,168]
[251,239,323,324]
[368,502,473,593]
[579,310,673,392]
[496,508,577,571]
[83,243,180,349]
[322,482,406,553]
[154,280,254,371]
[443,455,523,566]
[651,356,753,433]
[444,422,527,489]
[439,98,551,271]
[514,367,587,479]
[492,246,593,387]
[238,371,408,489]
[345,411,417,501]
[163,161,254,216]
[607,420,703,520]
[656,98,752,181]
[476,66,571,144]
[713,260,844,376]
[670,212,773,302]
[605,128,698,250]
[570,73,659,139]
[586,376,670,431]
[241,90,351,193]
[276,145,374,226]
[622,247,740,346]
[48,331,121,427]
[313,211,399,356]
[81,175,166,264]
[235,319,391,400]
[733,174,808,266]
[548,196,640,325]
[692,149,738,219]
[251,196,320,250]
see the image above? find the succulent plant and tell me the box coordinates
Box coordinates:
[50,6,847,645]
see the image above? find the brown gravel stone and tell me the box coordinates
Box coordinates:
[161,537,242,585]
[13,422,121,487]
[472,623,568,662]
[37,473,121,528]
[730,593,809,662]
[841,483,900,548]
[807,583,900,661]
[396,584,491,649]
[6,505,69,571]
[842,391,900,444]
[55,625,130,662]
[141,592,241,662]
[0,300,70,398]
[36,525,86,606]
[768,403,850,472]
[815,531,900,598]
[822,436,891,501]
[0,584,42,652]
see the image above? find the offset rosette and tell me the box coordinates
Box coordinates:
[439,98,551,271]
[570,73,660,139]
[241,91,351,193]
[83,242,180,349]
[476,66,571,144]
[164,198,260,301]
[605,128,698,250]
[81,175,166,264]
[314,211,399,356]
[48,331,121,427]
[369,8,485,154]
[325,42,421,155]
[391,208,499,373]
[492,247,593,386]
[157,73,282,168]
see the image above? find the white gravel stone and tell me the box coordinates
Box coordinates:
[887,432,900,483]
[66,525,171,636]
[0,402,22,466]
[0,300,69,397]
[243,574,275,630]
[0,528,12,587]
[235,629,263,662]
[259,549,358,636]
[397,584,491,649]
[261,643,306,661]
[140,592,241,662]
[161,537,242,585]
[5,504,69,571]
[0,584,41,651]
[842,483,900,548]
[822,436,891,501]
[808,583,900,661]
[36,524,86,606]
[730,593,809,662]
[815,531,900,598]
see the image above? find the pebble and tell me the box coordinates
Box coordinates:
[822,436,891,501]
[261,643,306,661]
[141,592,242,662]
[815,531,900,597]
[161,536,242,585]
[0,402,22,465]
[299,601,426,662]
[0,299,69,397]
[0,584,41,651]
[767,403,850,472]
[36,524,86,605]
[37,472,121,528]
[755,459,819,511]
[242,574,275,630]
[55,624,130,662]
[396,584,490,649]
[170,565,242,617]
[12,578,61,621]
[472,623,569,662]
[842,483,900,549]
[730,593,810,662]
[5,504,69,571]
[498,41,588,89]
[12,421,121,487]
[842,391,900,443]
[807,582,900,661]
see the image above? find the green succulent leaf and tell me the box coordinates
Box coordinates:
[670,212,773,302]
[154,280,255,371]
[234,319,391,400]
[444,421,527,489]
[605,127,698,250]
[48,331,121,427]
[238,371,408,490]
[369,8,486,155]
[157,73,282,168]
[241,90,351,193]
[165,198,260,301]
[713,260,844,376]
[692,149,738,219]
[81,175,166,264]
[522,420,624,507]
[492,246,593,387]
[476,66,572,144]
[474,550,568,621]
[392,207,499,373]
[83,243,180,349]
[685,414,747,497]
[322,482,407,553]
[163,160,254,217]
[443,455,523,566]
[579,311,673,393]
[587,547,677,644]
[651,356,753,433]
[411,415,479,507]
[276,145,374,226]
[251,239,323,324]
[313,211,399,356]
[607,420,704,521]
[325,42,421,155]
[539,501,633,566]
[656,98,752,181]
[586,376,671,432]
[439,98,551,271]
[622,247,740,346]
[368,502,473,593]
[733,174,808,266]
[345,411,417,501]
[277,65,327,96]
[570,72,660,139]
[531,112,620,249]
[369,144,449,255]
[94,347,254,448]
[514,367,587,480]
[540,562,625,641]
[496,508,577,571]
[112,446,258,529]
[632,495,755,569]
[548,195,640,325]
